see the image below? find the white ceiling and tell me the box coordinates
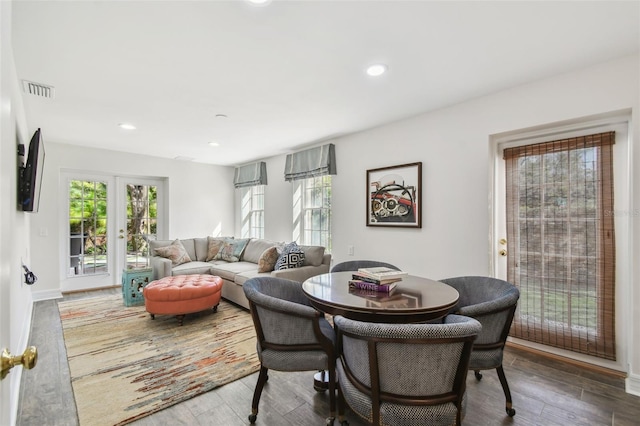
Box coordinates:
[11,1,639,166]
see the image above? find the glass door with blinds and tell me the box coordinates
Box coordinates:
[501,131,616,361]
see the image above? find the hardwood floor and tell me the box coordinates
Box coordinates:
[16,289,640,425]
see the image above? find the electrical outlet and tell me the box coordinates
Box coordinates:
[348,245,354,256]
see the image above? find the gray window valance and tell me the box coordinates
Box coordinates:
[234,161,267,188]
[284,143,337,182]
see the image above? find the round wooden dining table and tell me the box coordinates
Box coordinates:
[302,271,459,323]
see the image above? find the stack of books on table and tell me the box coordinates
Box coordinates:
[348,267,408,293]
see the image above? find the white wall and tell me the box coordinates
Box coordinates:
[1,0,36,423]
[29,143,235,299]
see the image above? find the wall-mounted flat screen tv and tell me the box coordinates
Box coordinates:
[19,128,45,212]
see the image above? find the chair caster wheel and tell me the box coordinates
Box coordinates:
[326,417,335,425]
[474,371,483,380]
[340,421,350,426]
[506,407,516,417]
[248,413,257,423]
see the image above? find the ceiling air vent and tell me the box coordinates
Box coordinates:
[22,80,55,99]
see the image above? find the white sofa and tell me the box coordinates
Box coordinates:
[149,237,331,309]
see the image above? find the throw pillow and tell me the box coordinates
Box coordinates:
[154,239,191,266]
[257,246,279,273]
[214,238,250,262]
[275,242,306,270]
[206,236,227,261]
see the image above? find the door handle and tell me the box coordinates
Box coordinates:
[1,346,37,380]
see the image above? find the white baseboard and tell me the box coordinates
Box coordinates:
[31,288,63,301]
[626,373,640,397]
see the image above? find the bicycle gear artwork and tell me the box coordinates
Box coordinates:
[367,162,422,228]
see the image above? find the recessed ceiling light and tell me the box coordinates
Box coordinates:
[215,114,228,119]
[366,64,388,77]
[209,142,220,147]
[247,0,271,5]
[118,123,136,130]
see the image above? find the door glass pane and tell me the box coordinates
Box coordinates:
[68,180,108,276]
[125,184,157,269]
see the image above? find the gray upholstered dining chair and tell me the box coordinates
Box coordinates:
[331,260,400,273]
[439,276,520,417]
[333,314,481,426]
[243,276,337,424]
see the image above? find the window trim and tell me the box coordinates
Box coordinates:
[292,175,332,250]
[241,185,265,239]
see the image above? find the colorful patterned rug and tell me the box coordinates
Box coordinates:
[58,294,259,425]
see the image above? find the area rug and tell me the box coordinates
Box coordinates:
[58,294,260,425]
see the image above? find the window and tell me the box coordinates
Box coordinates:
[125,183,158,269]
[241,185,264,239]
[504,131,615,360]
[68,179,108,276]
[294,175,331,250]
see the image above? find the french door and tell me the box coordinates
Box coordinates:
[116,177,163,271]
[62,173,165,292]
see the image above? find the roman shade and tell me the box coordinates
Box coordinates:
[234,162,267,188]
[284,143,336,181]
[503,131,616,361]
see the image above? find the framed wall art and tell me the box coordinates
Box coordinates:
[366,162,422,228]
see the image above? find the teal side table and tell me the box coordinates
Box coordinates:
[122,268,153,307]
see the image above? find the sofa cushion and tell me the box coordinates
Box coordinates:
[214,238,250,262]
[300,245,326,267]
[257,246,279,273]
[193,237,209,261]
[206,236,228,262]
[234,270,272,285]
[178,239,197,262]
[275,242,305,270]
[210,261,258,281]
[154,239,192,266]
[242,239,279,263]
[171,261,212,276]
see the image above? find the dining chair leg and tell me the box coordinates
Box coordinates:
[249,366,269,423]
[496,365,516,417]
[327,366,336,424]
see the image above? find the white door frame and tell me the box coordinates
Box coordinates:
[488,110,632,374]
[60,171,167,292]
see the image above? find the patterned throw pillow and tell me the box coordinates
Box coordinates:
[154,239,191,266]
[214,238,250,263]
[275,242,306,270]
[206,236,227,261]
[257,246,279,273]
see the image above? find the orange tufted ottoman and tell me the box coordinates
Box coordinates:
[143,275,223,325]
